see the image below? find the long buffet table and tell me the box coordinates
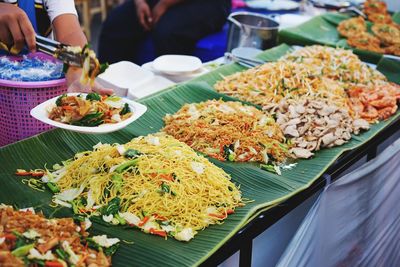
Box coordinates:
[2,10,400,264]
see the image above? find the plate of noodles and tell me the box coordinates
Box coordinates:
[31,93,147,134]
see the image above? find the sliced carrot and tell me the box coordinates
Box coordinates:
[149,228,167,237]
[15,169,31,176]
[209,213,227,219]
[159,174,174,182]
[31,171,44,177]
[138,216,150,227]
[227,209,234,215]
[45,261,64,267]
[154,214,168,221]
[148,173,158,178]
[61,105,73,111]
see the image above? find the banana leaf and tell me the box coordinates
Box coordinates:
[0,44,399,267]
[278,12,400,64]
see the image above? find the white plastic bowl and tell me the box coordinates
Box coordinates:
[31,93,147,134]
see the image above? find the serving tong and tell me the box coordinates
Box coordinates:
[224,52,265,68]
[338,6,367,18]
[35,35,88,68]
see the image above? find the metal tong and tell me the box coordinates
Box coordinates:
[224,52,265,68]
[35,35,85,68]
[338,6,367,19]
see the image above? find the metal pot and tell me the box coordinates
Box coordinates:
[226,12,279,52]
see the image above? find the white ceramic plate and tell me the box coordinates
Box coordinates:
[246,0,300,10]
[152,55,202,75]
[31,93,147,134]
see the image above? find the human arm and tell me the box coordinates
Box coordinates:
[152,0,186,25]
[0,3,36,53]
[52,14,113,94]
[134,0,153,31]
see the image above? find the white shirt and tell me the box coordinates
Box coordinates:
[1,0,77,22]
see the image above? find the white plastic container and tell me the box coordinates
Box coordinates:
[96,61,154,97]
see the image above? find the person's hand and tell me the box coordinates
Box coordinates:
[66,67,114,95]
[152,1,169,25]
[134,0,153,31]
[0,3,36,54]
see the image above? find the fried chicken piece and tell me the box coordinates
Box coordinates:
[337,17,367,38]
[364,0,387,17]
[372,23,400,45]
[368,13,393,24]
[347,32,385,53]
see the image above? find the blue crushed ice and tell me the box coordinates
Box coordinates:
[0,56,64,82]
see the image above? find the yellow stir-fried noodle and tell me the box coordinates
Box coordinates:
[163,100,289,164]
[280,45,386,85]
[51,133,243,241]
[214,61,349,109]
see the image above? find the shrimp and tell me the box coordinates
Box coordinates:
[384,83,400,100]
[360,92,379,104]
[349,98,365,114]
[369,97,397,108]
[361,105,379,120]
[347,86,365,98]
[378,105,398,120]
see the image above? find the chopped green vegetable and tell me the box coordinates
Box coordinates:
[86,92,101,101]
[104,244,119,256]
[47,182,60,193]
[72,214,86,222]
[120,103,131,116]
[13,231,28,249]
[55,248,68,261]
[124,149,142,159]
[100,197,120,216]
[114,213,126,225]
[111,174,124,192]
[72,112,104,127]
[260,164,278,174]
[11,243,34,257]
[71,197,86,214]
[223,144,235,161]
[99,63,109,74]
[115,159,139,173]
[159,182,176,196]
[55,94,66,106]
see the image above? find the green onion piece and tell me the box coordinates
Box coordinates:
[55,248,68,261]
[115,159,139,173]
[260,164,278,174]
[114,213,126,225]
[47,182,60,193]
